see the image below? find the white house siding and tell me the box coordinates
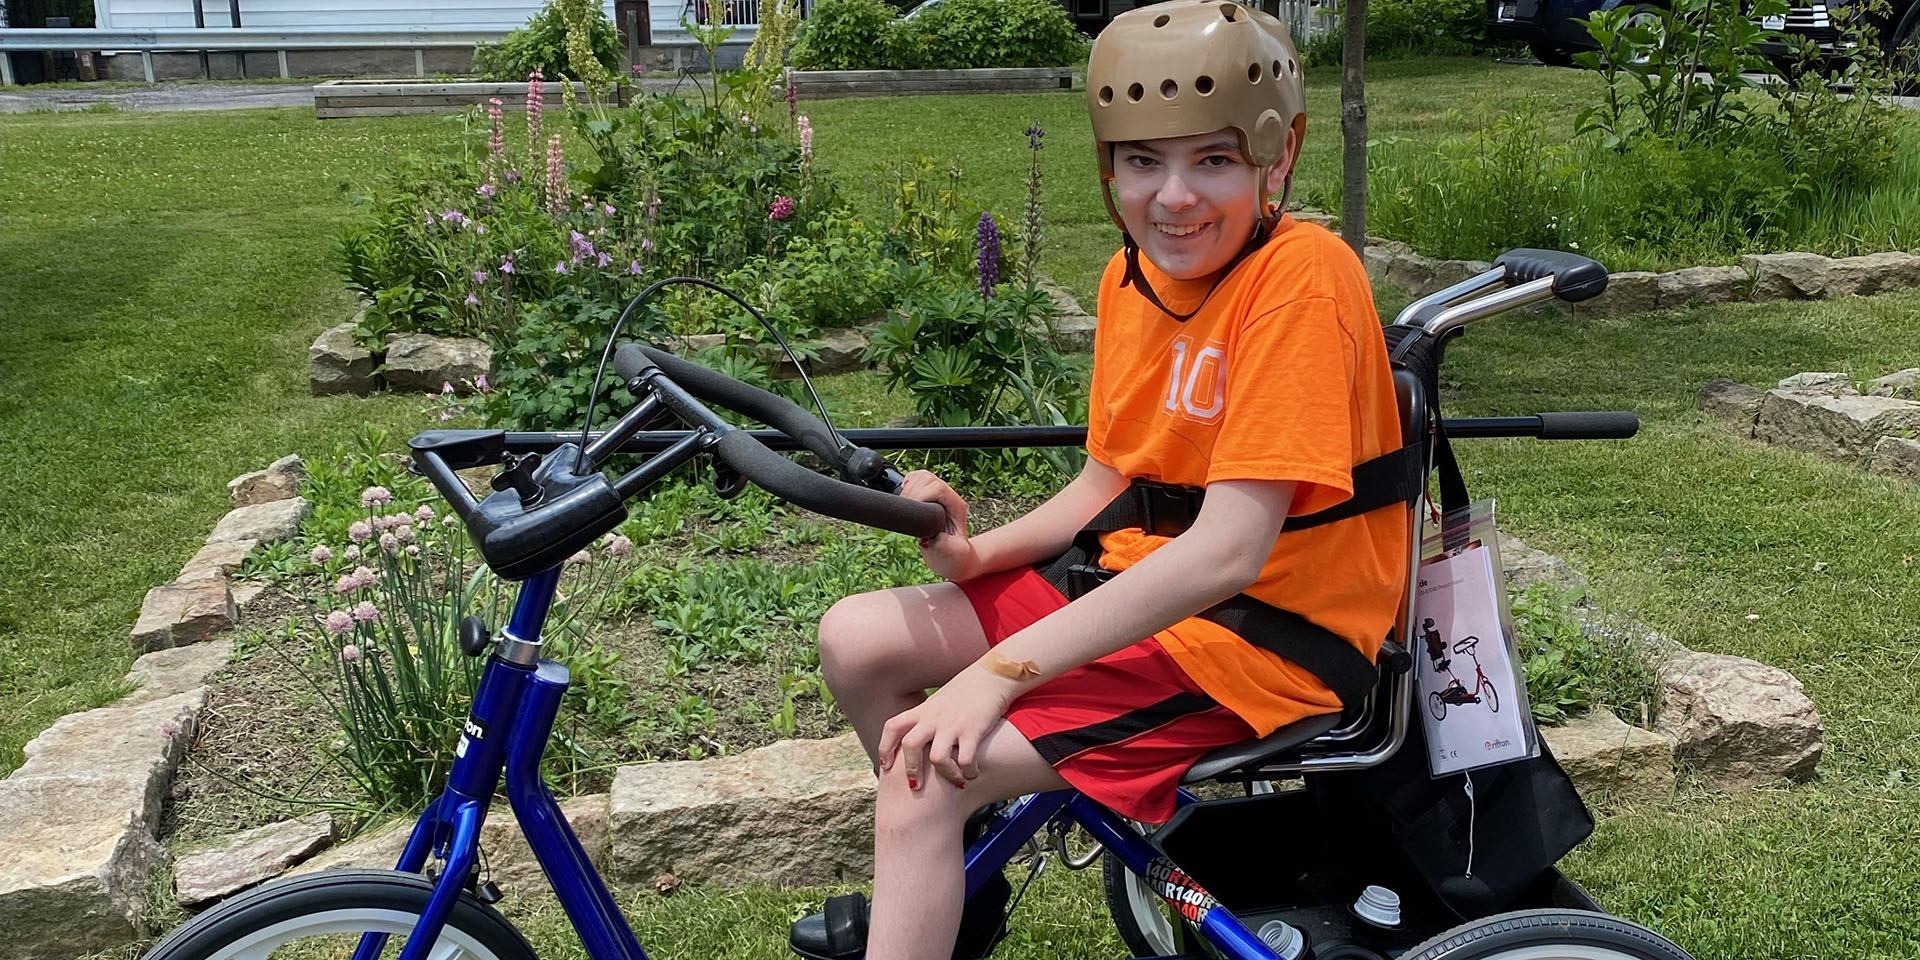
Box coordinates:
[93,0,626,31]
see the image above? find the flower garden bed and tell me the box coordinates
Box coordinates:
[312,78,628,119]
[784,66,1075,100]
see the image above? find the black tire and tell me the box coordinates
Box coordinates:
[142,870,536,960]
[1531,43,1575,67]
[1486,682,1500,714]
[1429,690,1448,721]
[1400,909,1695,960]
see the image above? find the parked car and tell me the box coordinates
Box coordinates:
[1487,0,1919,73]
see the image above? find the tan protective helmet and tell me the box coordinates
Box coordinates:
[1086,0,1308,234]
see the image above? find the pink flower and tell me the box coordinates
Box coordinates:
[478,182,497,198]
[351,564,375,584]
[341,643,363,662]
[442,513,460,526]
[416,504,436,521]
[631,63,645,77]
[465,292,480,307]
[597,251,613,268]
[487,97,505,162]
[546,134,566,215]
[629,260,643,275]
[640,237,654,252]
[606,534,635,557]
[439,209,468,226]
[310,545,333,564]
[351,600,379,622]
[769,196,795,221]
[344,545,361,561]
[555,260,569,274]
[474,222,487,235]
[442,381,455,395]
[603,203,617,217]
[361,486,393,507]
[500,255,515,274]
[472,269,488,283]
[159,720,182,738]
[566,549,592,565]
[393,524,414,543]
[325,610,354,635]
[348,520,373,542]
[379,532,400,554]
[797,115,813,161]
[475,374,490,392]
[440,409,455,421]
[526,69,544,158]
[406,543,421,556]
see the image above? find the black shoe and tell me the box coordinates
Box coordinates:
[788,872,1012,960]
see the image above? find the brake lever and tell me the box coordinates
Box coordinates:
[712,458,749,499]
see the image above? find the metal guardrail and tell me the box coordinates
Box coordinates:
[0,27,510,84]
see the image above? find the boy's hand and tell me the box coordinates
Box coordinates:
[900,470,982,582]
[877,663,1020,788]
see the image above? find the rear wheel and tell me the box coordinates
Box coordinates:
[1400,909,1695,960]
[1429,690,1447,721]
[1485,682,1500,714]
[142,870,535,960]
[1530,43,1575,67]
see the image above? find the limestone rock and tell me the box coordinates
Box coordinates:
[177,539,258,584]
[1741,252,1829,300]
[1775,371,1856,396]
[287,795,607,897]
[207,497,311,546]
[232,582,268,612]
[1754,390,1920,463]
[676,333,729,354]
[1656,265,1746,306]
[1290,209,1337,229]
[174,814,338,906]
[778,328,869,378]
[1867,435,1920,481]
[1362,240,1411,283]
[1584,270,1660,317]
[384,334,492,394]
[310,321,376,397]
[0,774,168,960]
[1697,378,1765,430]
[227,455,306,507]
[1826,251,1920,297]
[1499,534,1588,596]
[120,638,233,706]
[1036,274,1097,353]
[1541,712,1676,806]
[286,820,410,878]
[1427,258,1496,296]
[1386,252,1439,297]
[15,689,206,807]
[1655,652,1822,788]
[1867,368,1918,400]
[610,734,875,888]
[130,580,236,652]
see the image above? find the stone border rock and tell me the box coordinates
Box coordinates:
[311,316,494,398]
[1285,209,1920,316]
[1699,369,1920,482]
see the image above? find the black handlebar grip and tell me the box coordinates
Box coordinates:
[1536,411,1639,440]
[623,344,848,469]
[1495,248,1609,303]
[711,431,944,538]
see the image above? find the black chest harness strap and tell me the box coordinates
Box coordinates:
[1036,443,1425,713]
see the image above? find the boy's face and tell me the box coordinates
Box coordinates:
[1111,129,1297,281]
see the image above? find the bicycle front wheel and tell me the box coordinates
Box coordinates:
[142,869,536,960]
[1400,909,1695,960]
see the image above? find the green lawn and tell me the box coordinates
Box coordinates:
[6,58,1919,960]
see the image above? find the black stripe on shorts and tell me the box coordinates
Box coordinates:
[1028,691,1221,765]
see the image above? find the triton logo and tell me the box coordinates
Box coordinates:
[464,717,489,740]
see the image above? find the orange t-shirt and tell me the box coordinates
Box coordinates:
[1086,216,1410,736]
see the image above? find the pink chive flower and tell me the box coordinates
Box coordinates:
[442,513,459,526]
[406,543,421,556]
[341,643,363,662]
[606,534,635,557]
[361,486,393,507]
[393,524,415,543]
[310,545,333,564]
[351,600,379,622]
[348,520,373,542]
[416,504,436,521]
[334,574,357,594]
[350,565,376,586]
[566,549,592,565]
[769,196,795,221]
[379,532,400,554]
[344,545,361,561]
[325,610,354,635]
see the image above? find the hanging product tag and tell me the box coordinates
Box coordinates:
[1412,499,1538,777]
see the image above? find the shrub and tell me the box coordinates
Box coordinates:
[791,0,901,69]
[1303,0,1512,65]
[892,0,1088,70]
[475,0,622,82]
[1509,584,1658,727]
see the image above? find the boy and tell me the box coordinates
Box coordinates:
[792,2,1409,958]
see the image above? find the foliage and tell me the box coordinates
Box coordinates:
[1303,0,1511,65]
[1509,584,1659,727]
[792,0,1087,70]
[474,0,623,83]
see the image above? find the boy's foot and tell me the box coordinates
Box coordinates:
[789,805,1014,960]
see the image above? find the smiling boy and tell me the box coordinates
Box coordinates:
[789,3,1409,959]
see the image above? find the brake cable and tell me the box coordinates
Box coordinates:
[578,276,849,466]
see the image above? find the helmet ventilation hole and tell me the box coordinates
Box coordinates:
[1127,82,1145,102]
[1246,63,1261,83]
[1153,13,1170,26]
[1161,78,1179,99]
[1219,3,1237,20]
[1272,59,1282,78]
[1195,74,1214,95]
[1097,85,1114,105]
[1287,58,1297,74]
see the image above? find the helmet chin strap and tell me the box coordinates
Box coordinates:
[1115,170,1292,323]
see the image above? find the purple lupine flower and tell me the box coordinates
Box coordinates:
[1026,122,1045,151]
[597,251,613,268]
[500,255,515,274]
[465,292,480,306]
[325,610,354,635]
[769,196,796,221]
[786,76,798,121]
[477,182,498,198]
[629,260,643,275]
[348,520,373,542]
[351,600,379,622]
[487,97,505,163]
[361,485,393,507]
[526,69,544,160]
[545,134,565,215]
[310,545,333,564]
[554,260,569,275]
[976,211,1002,299]
[472,269,488,283]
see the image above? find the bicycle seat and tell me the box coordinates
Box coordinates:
[1181,712,1343,783]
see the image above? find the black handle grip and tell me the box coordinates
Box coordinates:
[1495,248,1609,303]
[616,343,848,469]
[1535,411,1639,439]
[710,432,944,539]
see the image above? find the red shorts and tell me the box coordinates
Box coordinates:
[957,567,1256,823]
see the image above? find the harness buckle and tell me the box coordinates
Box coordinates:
[1064,563,1115,600]
[1139,483,1202,538]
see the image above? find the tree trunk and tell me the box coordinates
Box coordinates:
[1339,0,1368,257]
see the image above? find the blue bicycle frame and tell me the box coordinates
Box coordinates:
[362,563,1288,960]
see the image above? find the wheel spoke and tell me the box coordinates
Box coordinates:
[426,940,471,960]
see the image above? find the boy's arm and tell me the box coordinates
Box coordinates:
[907,455,1130,582]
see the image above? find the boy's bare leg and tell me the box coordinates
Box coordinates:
[867,720,1070,960]
[818,583,995,763]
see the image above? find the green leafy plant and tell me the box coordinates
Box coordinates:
[475,0,622,82]
[1509,584,1659,727]
[790,0,901,70]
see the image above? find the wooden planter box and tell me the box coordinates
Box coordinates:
[786,66,1074,100]
[313,78,623,118]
